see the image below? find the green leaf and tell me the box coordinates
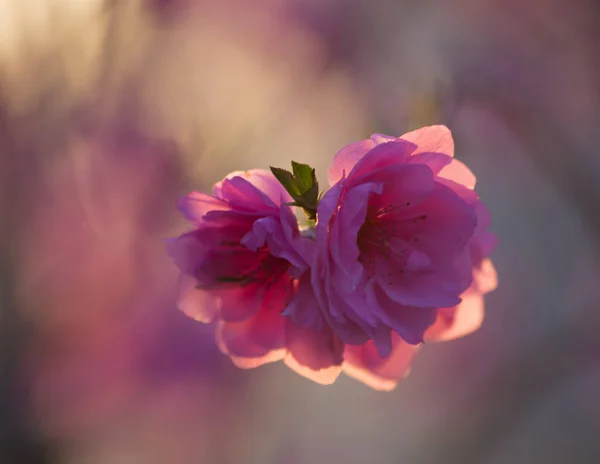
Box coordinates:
[271,162,320,222]
[270,167,301,197]
[291,161,316,194]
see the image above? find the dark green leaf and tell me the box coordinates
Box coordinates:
[291,161,316,194]
[270,167,301,197]
[271,162,320,223]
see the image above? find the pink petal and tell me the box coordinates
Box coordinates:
[408,152,453,174]
[214,169,292,206]
[228,349,287,369]
[176,275,219,323]
[438,159,476,189]
[368,238,473,311]
[400,125,455,158]
[284,356,342,385]
[364,164,435,216]
[343,334,420,391]
[327,138,377,186]
[469,201,493,258]
[177,191,230,223]
[242,213,308,272]
[346,141,416,184]
[166,233,208,276]
[424,293,484,342]
[213,276,292,368]
[218,176,278,212]
[312,182,347,322]
[368,283,439,344]
[470,201,497,264]
[315,181,344,245]
[216,307,285,364]
[212,284,263,322]
[472,258,498,295]
[282,273,325,330]
[435,178,480,207]
[314,183,378,344]
[195,247,262,287]
[330,182,382,292]
[368,322,393,358]
[326,283,377,344]
[395,183,477,260]
[283,319,344,385]
[261,276,295,313]
[373,252,462,308]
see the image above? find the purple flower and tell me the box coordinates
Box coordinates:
[308,126,482,357]
[168,170,344,384]
[169,126,497,390]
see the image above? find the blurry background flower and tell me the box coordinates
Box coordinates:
[2,0,600,463]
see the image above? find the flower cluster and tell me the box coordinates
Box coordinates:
[167,126,497,390]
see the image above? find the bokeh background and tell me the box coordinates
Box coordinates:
[2,0,600,463]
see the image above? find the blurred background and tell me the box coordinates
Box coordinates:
[2,0,600,462]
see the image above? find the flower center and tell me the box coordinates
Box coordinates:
[197,236,290,290]
[220,246,289,286]
[357,202,428,271]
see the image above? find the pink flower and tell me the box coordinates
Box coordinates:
[344,203,498,391]
[424,201,498,343]
[301,125,495,389]
[167,170,344,384]
[168,126,496,391]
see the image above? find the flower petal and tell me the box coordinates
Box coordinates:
[343,334,420,391]
[177,191,230,224]
[325,282,377,344]
[424,293,484,342]
[282,273,325,330]
[214,169,292,206]
[408,152,453,174]
[228,349,287,369]
[394,183,478,261]
[369,283,438,345]
[212,284,263,322]
[218,176,278,212]
[472,258,498,295]
[166,233,209,277]
[216,308,285,363]
[363,163,435,216]
[372,246,466,309]
[347,141,417,184]
[377,271,463,308]
[439,159,476,189]
[327,138,377,186]
[330,182,382,292]
[176,275,219,323]
[400,125,454,158]
[242,210,309,273]
[283,319,344,385]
